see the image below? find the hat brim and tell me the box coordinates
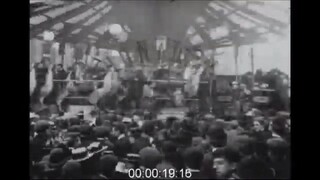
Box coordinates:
[90,146,109,155]
[72,154,93,162]
[102,150,114,155]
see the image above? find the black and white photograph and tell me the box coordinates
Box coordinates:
[30,0,290,179]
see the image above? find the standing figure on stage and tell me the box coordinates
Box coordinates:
[141,81,156,111]
[173,88,185,107]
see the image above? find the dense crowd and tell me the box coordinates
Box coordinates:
[30,106,290,179]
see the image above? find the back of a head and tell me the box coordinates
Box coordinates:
[272,117,287,136]
[183,146,204,169]
[114,122,126,134]
[99,155,118,176]
[237,156,274,179]
[142,120,155,136]
[139,147,161,169]
[207,124,227,147]
[267,138,289,161]
[166,116,178,128]
[62,160,82,179]
[114,139,131,158]
[93,126,111,138]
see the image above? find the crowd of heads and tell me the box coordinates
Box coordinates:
[30,108,290,179]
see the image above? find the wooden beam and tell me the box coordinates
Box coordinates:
[54,2,110,42]
[222,1,288,29]
[30,4,65,17]
[30,0,101,38]
[68,5,113,43]
[215,1,284,36]
[206,6,265,45]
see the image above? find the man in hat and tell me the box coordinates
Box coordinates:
[79,124,94,147]
[201,124,228,179]
[157,140,184,170]
[139,147,162,169]
[61,160,83,179]
[141,121,157,147]
[93,126,114,151]
[31,120,52,163]
[99,154,118,179]
[237,155,274,179]
[42,147,71,179]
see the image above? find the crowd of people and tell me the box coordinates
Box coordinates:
[30,106,290,179]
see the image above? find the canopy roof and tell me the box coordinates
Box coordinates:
[30,0,290,49]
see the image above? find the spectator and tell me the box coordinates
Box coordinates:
[139,147,162,169]
[237,156,274,179]
[99,155,118,179]
[267,138,290,179]
[212,147,241,179]
[61,160,82,179]
[183,147,205,178]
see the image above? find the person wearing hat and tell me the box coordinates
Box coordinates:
[61,160,83,179]
[98,154,118,179]
[201,124,228,179]
[236,155,274,179]
[93,126,114,150]
[48,148,70,169]
[139,147,162,169]
[159,140,184,170]
[31,120,52,163]
[141,120,156,147]
[79,124,94,147]
[70,146,96,178]
[43,148,71,179]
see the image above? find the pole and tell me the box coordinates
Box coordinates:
[250,47,255,88]
[234,45,239,82]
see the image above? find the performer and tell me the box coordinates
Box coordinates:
[141,81,156,111]
[173,88,185,107]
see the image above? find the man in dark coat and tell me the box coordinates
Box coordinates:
[98,154,118,179]
[112,122,132,158]
[201,124,228,179]
[31,120,52,163]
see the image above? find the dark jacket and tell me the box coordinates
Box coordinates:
[132,136,151,154]
[200,151,217,179]
[31,134,51,162]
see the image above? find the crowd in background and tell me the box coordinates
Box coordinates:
[30,106,290,179]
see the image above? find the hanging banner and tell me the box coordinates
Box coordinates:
[156,36,167,51]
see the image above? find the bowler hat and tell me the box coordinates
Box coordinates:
[48,148,70,168]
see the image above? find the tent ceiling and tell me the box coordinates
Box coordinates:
[30,0,290,49]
